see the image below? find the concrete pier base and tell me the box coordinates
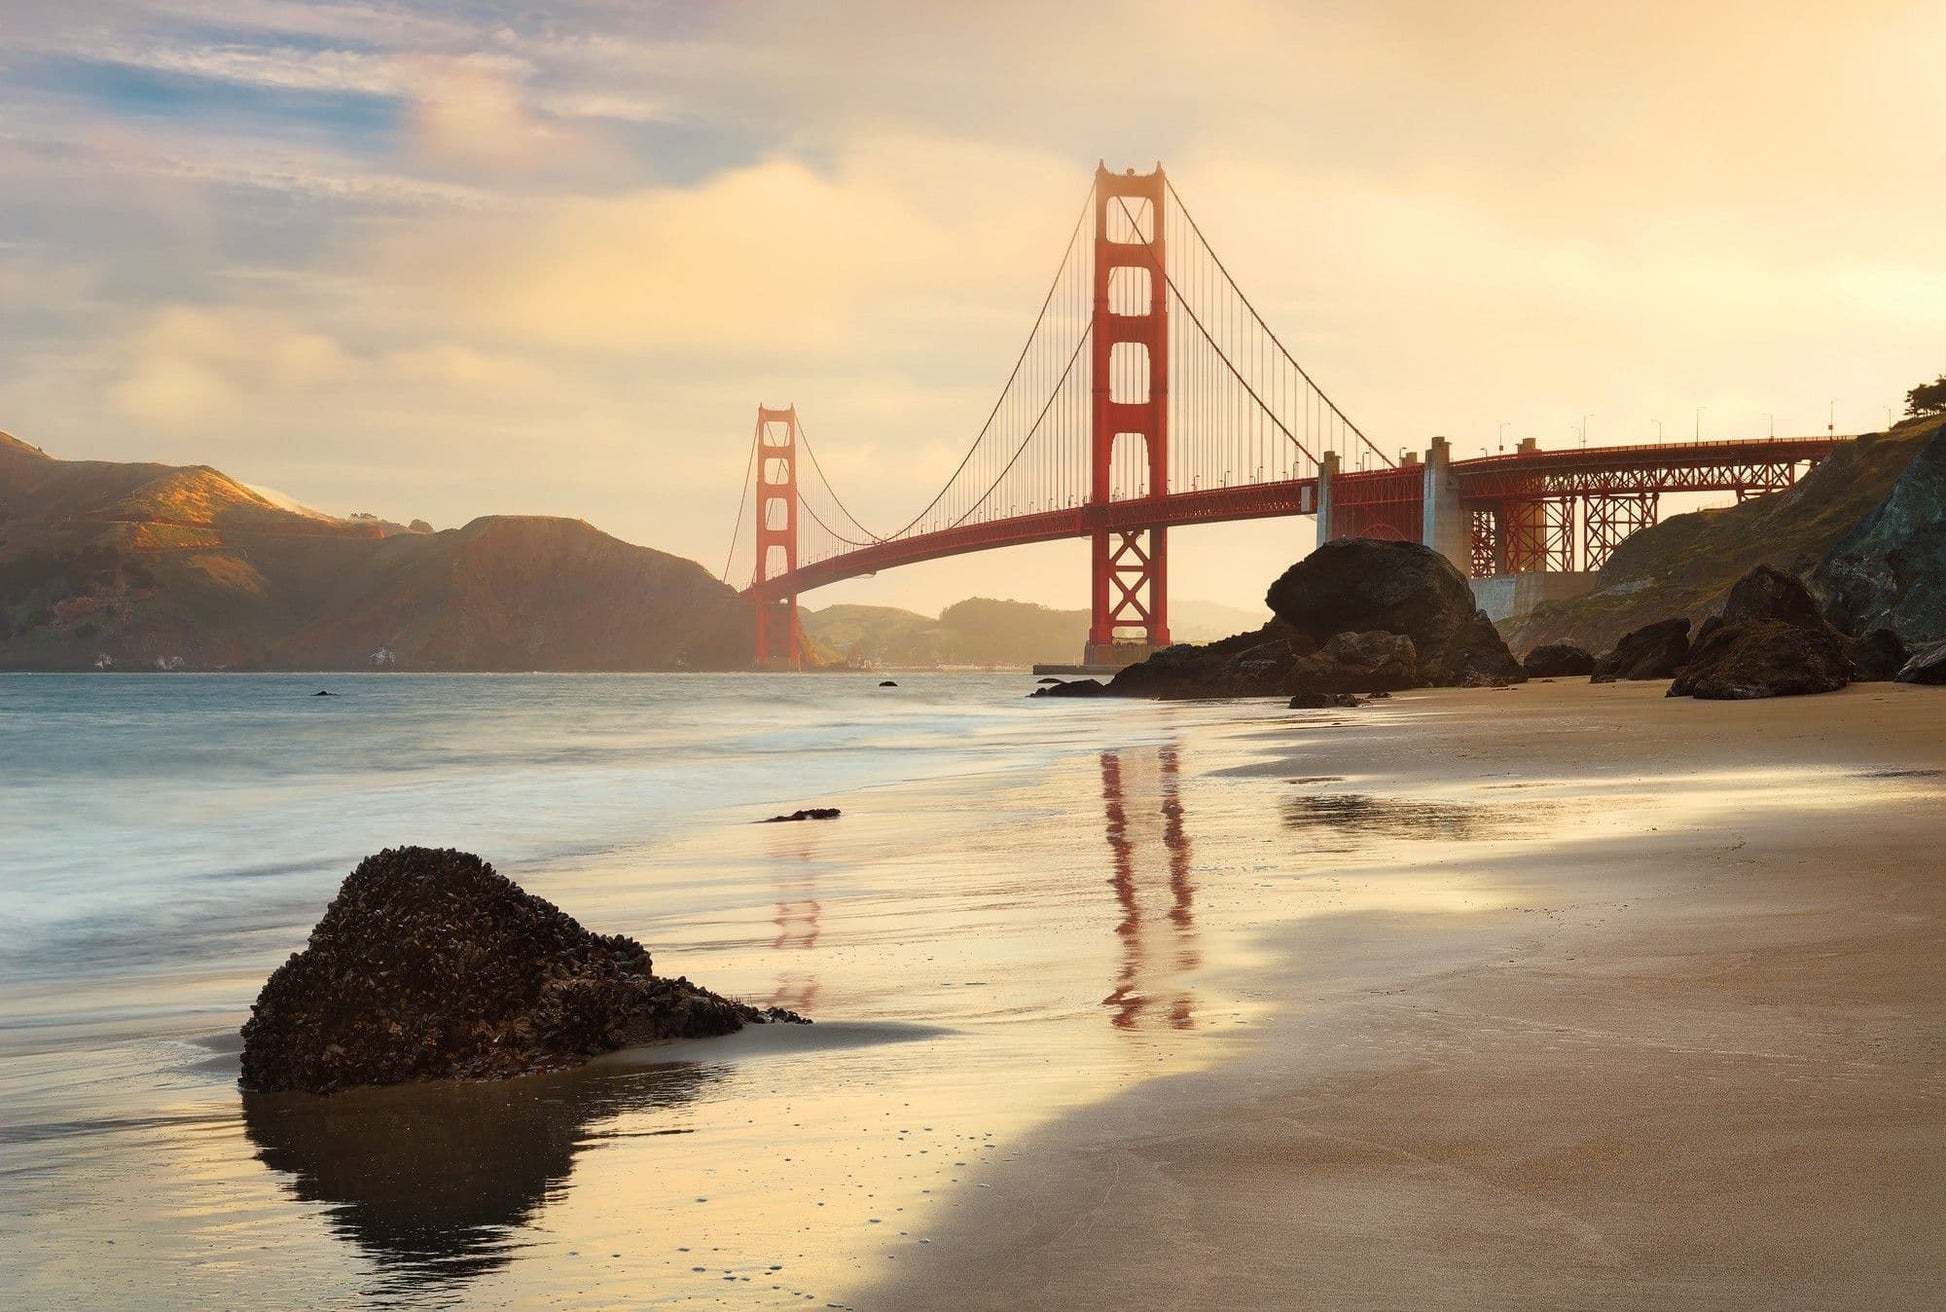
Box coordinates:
[1471,571,1598,624]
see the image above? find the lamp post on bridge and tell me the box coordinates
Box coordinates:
[1764,412,1775,439]
[1581,413,1593,448]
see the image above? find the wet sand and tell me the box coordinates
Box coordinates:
[858,680,1946,1310]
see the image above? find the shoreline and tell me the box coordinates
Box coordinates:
[8,675,1940,1309]
[854,680,1946,1310]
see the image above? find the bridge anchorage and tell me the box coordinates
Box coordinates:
[725,163,1844,671]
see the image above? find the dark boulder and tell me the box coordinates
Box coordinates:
[1450,609,1528,686]
[1105,643,1231,699]
[1719,564,1829,631]
[1895,639,1946,685]
[1289,691,1367,709]
[1813,423,1946,645]
[1230,638,1303,684]
[1031,677,1108,698]
[878,680,898,687]
[1105,622,1307,700]
[763,807,840,822]
[1266,539,1478,682]
[1667,619,1852,700]
[239,847,803,1095]
[1851,628,1911,682]
[1110,541,1528,699]
[1522,642,1596,678]
[1591,618,1691,682]
[1285,630,1418,695]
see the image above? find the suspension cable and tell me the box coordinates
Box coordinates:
[935,322,1091,532]
[850,180,1095,542]
[794,415,882,544]
[1111,194,1319,466]
[799,494,879,548]
[1163,178,1391,468]
[720,418,759,583]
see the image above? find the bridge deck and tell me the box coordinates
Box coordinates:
[752,436,1846,601]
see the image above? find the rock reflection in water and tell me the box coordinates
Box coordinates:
[1099,745,1200,1031]
[1281,791,1544,851]
[242,1062,720,1295]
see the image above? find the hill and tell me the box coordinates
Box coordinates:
[1505,418,1944,656]
[0,433,749,671]
[802,595,1269,668]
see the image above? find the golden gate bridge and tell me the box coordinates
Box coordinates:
[724,163,1842,670]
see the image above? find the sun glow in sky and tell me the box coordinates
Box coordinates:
[3,1,1943,612]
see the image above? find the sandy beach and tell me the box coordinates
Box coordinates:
[859,679,1946,1311]
[5,674,1941,1309]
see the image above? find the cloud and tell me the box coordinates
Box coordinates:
[110,306,352,428]
[401,55,630,180]
[9,0,1946,612]
[375,138,1078,356]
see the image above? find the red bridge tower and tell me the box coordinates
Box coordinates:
[752,405,803,670]
[1086,163,1172,665]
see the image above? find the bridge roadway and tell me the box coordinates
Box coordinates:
[751,434,1846,602]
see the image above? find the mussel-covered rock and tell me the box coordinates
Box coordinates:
[1667,619,1852,700]
[1591,618,1691,682]
[1105,622,1304,700]
[1719,564,1830,631]
[240,847,804,1095]
[1285,630,1418,695]
[1522,641,1597,678]
[1850,628,1911,682]
[1266,538,1481,681]
[1450,609,1529,686]
[1031,677,1109,697]
[1107,540,1524,699]
[1289,690,1367,709]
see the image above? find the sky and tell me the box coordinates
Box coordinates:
[2,0,1943,615]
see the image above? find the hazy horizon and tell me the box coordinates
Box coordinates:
[4,1,1942,612]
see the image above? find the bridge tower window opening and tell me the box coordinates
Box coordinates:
[1109,341,1151,405]
[1108,432,1153,501]
[1109,266,1153,317]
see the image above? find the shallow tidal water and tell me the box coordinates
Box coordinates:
[0,672,1772,1309]
[0,673,1294,1309]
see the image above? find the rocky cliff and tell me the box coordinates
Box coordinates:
[0,433,750,671]
[1506,419,1943,656]
[1810,425,1946,644]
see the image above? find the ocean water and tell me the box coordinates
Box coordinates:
[0,672,1274,1309]
[0,673,1148,1025]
